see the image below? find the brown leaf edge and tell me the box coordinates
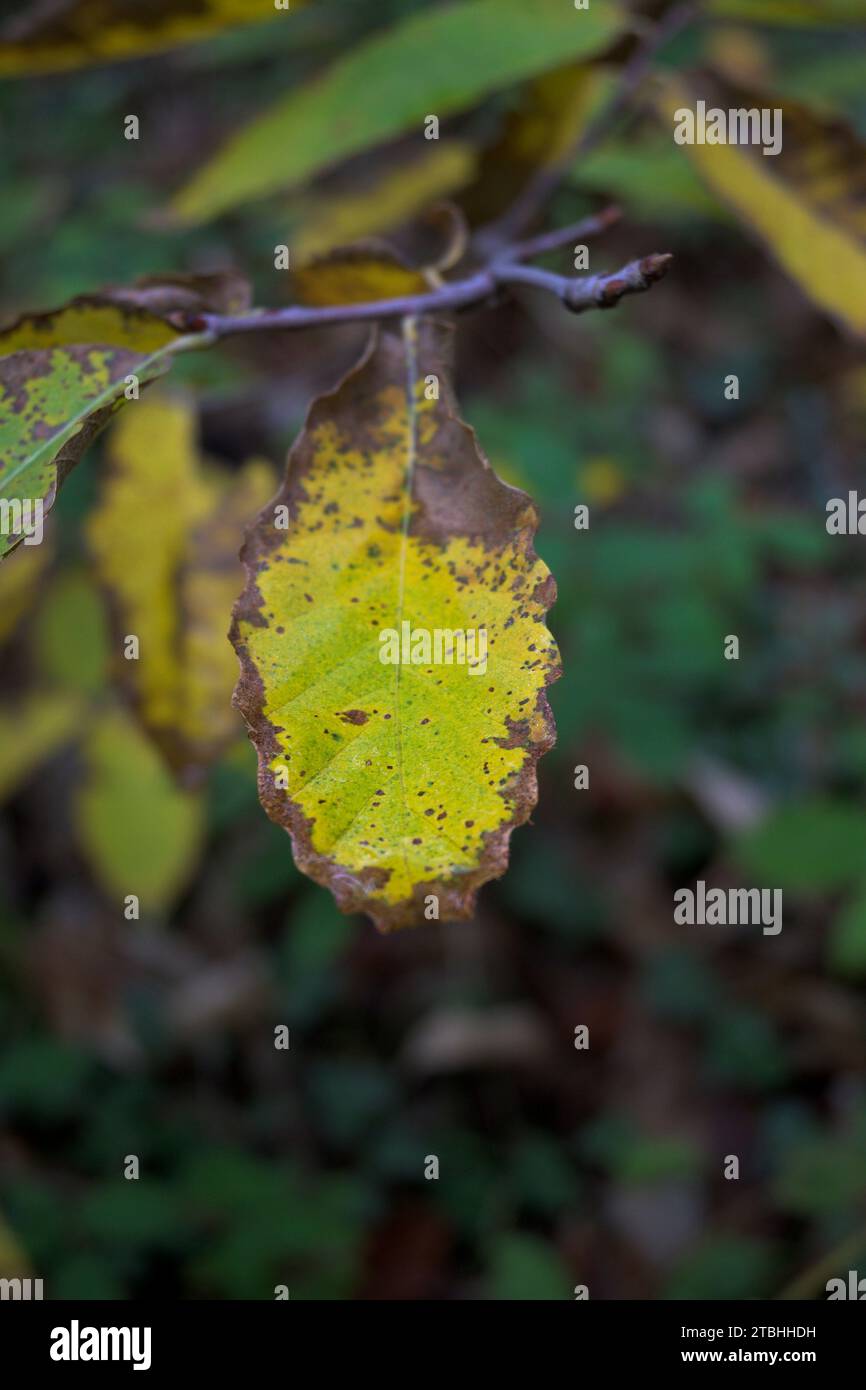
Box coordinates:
[230,319,561,932]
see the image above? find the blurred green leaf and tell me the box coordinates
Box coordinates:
[575,131,721,221]
[171,0,624,222]
[431,1132,503,1238]
[0,1040,93,1122]
[34,569,108,695]
[734,799,866,891]
[52,1253,125,1300]
[641,950,720,1025]
[77,707,205,911]
[80,1181,189,1249]
[774,1115,866,1215]
[233,819,300,907]
[509,1132,581,1218]
[307,1061,398,1148]
[829,884,866,977]
[580,1114,701,1184]
[488,1232,569,1301]
[666,1235,778,1300]
[703,1009,788,1091]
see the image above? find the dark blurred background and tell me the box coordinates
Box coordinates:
[2,0,866,1299]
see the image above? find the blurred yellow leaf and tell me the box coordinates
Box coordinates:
[0,0,299,76]
[293,144,476,262]
[0,692,83,802]
[0,540,51,645]
[704,27,774,88]
[78,707,204,912]
[580,458,626,507]
[658,75,866,335]
[292,249,430,308]
[87,393,275,781]
[0,1212,30,1279]
[460,62,612,226]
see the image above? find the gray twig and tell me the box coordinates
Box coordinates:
[187,214,671,339]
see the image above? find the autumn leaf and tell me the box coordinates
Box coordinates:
[460,62,611,226]
[170,0,623,224]
[231,320,560,931]
[0,278,235,560]
[0,0,297,77]
[88,392,275,782]
[77,707,205,912]
[291,208,471,305]
[292,144,476,263]
[657,75,866,336]
[291,248,431,309]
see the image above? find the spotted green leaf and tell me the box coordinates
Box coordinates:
[0,277,242,560]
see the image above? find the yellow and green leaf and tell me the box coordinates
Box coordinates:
[77,707,205,912]
[231,320,560,931]
[291,144,476,263]
[0,0,296,77]
[291,247,431,308]
[0,284,223,561]
[657,75,866,336]
[88,392,275,781]
[170,0,623,224]
[290,209,472,305]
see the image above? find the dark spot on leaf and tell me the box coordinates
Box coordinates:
[337,708,369,725]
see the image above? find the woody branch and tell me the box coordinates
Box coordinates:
[182,210,672,340]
